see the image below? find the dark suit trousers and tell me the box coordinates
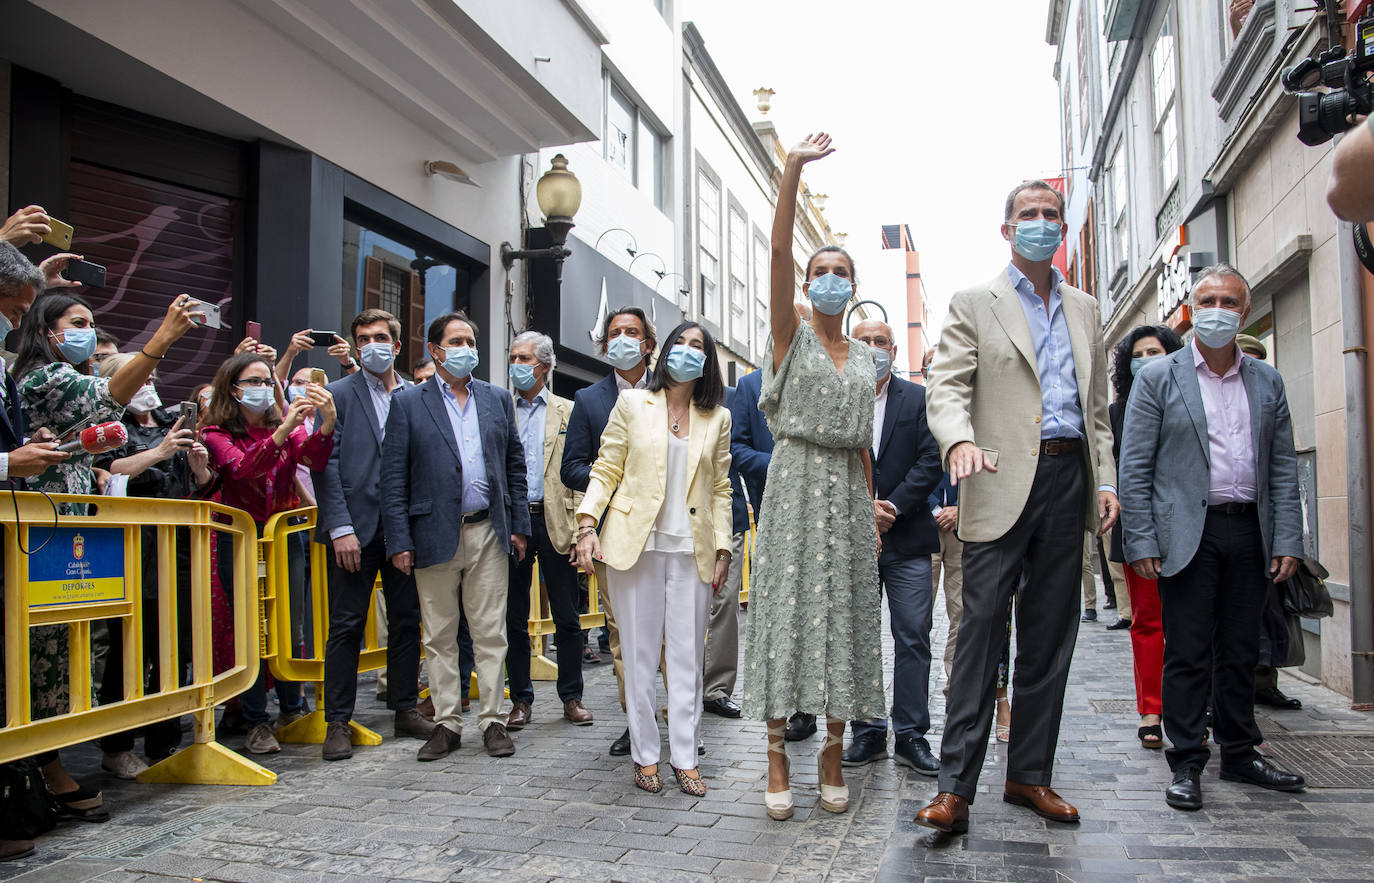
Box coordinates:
[323,527,422,722]
[507,509,584,704]
[1158,508,1266,772]
[938,451,1087,802]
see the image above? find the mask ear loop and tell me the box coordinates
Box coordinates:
[9,482,61,555]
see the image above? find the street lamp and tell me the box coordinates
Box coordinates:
[501,154,583,278]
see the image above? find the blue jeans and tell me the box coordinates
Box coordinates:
[852,553,933,742]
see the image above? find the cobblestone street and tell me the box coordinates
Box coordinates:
[6,598,1374,883]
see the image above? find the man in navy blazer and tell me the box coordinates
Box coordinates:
[702,387,749,720]
[928,470,963,682]
[559,305,657,757]
[314,309,435,762]
[845,320,943,774]
[382,311,530,761]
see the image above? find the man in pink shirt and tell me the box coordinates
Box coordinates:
[1118,264,1305,811]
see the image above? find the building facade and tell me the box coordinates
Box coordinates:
[2,0,606,399]
[1049,0,1374,698]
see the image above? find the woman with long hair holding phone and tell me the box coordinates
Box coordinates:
[573,321,732,796]
[201,351,335,756]
[740,133,884,820]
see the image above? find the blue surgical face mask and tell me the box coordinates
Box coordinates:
[239,386,275,414]
[606,333,644,371]
[359,342,396,374]
[287,384,308,402]
[870,345,892,380]
[1130,355,1163,376]
[51,327,96,365]
[807,273,853,316]
[509,362,538,392]
[1010,219,1063,262]
[1192,307,1243,349]
[0,313,12,339]
[665,344,706,382]
[442,345,479,378]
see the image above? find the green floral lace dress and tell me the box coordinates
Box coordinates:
[11,363,122,721]
[741,322,885,721]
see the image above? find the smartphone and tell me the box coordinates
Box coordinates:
[245,320,261,342]
[40,217,74,250]
[308,330,339,348]
[179,401,199,432]
[189,300,223,329]
[62,259,106,288]
[309,368,328,386]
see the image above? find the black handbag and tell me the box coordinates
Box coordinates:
[0,759,60,839]
[1281,558,1334,619]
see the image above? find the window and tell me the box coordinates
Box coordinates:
[1108,142,1128,272]
[345,216,467,375]
[728,204,748,348]
[753,231,769,359]
[604,74,668,210]
[1077,4,1091,146]
[697,167,721,325]
[1151,14,1179,197]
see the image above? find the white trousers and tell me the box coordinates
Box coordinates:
[605,550,711,770]
[414,520,508,732]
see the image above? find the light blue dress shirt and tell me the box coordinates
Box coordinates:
[436,376,490,514]
[514,387,547,503]
[329,373,411,541]
[1008,263,1085,441]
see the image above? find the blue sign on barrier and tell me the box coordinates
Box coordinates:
[27,526,126,607]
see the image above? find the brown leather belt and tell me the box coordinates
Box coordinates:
[1039,438,1083,456]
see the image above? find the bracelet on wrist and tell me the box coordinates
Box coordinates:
[716,551,731,561]
[141,347,166,360]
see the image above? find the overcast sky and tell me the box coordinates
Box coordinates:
[683,0,1064,341]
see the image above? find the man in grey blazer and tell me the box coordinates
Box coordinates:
[381,311,530,760]
[919,181,1120,835]
[1120,265,1305,810]
[316,309,435,761]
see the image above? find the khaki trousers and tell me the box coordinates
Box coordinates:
[933,527,965,680]
[1081,533,1097,610]
[1106,557,1132,620]
[702,532,746,701]
[414,520,508,732]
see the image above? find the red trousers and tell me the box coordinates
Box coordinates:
[1124,566,1163,715]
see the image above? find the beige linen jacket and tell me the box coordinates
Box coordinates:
[926,269,1116,543]
[576,389,733,584]
[515,390,581,555]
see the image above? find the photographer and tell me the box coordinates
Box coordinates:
[1328,117,1374,222]
[91,354,214,779]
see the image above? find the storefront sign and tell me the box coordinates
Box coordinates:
[27,527,126,607]
[557,239,683,362]
[1156,249,1193,321]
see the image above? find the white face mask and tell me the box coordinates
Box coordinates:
[128,386,162,414]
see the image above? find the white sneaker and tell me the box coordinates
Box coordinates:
[245,722,281,755]
[100,750,147,780]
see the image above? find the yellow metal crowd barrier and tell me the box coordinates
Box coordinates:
[0,493,271,785]
[526,559,606,680]
[259,507,389,749]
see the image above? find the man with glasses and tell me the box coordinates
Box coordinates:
[842,319,943,775]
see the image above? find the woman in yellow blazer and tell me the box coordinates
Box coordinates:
[573,321,732,796]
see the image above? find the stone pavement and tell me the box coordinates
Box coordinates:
[6,596,1374,883]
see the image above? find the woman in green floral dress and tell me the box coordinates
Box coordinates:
[741,133,884,821]
[6,291,203,816]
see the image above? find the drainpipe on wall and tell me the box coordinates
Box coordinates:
[1339,218,1374,709]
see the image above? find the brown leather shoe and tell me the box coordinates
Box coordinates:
[1,839,35,861]
[418,695,437,718]
[507,701,532,730]
[416,724,461,761]
[1003,782,1080,823]
[564,698,594,725]
[483,722,516,757]
[395,708,437,740]
[915,792,968,834]
[322,720,353,761]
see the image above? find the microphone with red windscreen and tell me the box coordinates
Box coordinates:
[57,422,129,455]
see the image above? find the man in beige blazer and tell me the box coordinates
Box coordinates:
[917,180,1120,835]
[505,331,594,729]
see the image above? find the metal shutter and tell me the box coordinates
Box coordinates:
[66,161,240,402]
